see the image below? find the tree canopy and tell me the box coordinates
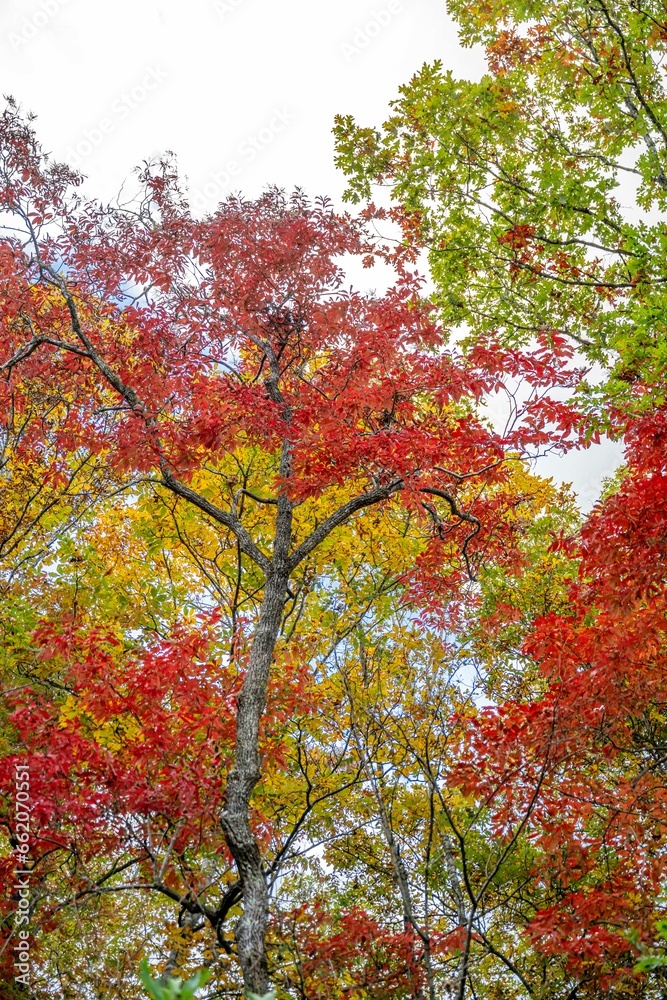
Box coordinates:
[2,1,667,997]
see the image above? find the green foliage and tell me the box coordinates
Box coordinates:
[139,959,211,1000]
[633,921,667,973]
[334,0,667,426]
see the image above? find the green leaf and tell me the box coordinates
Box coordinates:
[139,960,211,1000]
[181,969,211,999]
[635,955,667,972]
[139,960,168,1000]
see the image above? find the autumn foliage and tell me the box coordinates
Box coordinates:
[2,1,667,997]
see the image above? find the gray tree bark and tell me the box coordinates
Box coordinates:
[220,569,288,996]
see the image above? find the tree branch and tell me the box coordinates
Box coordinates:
[159,470,271,574]
[288,480,403,571]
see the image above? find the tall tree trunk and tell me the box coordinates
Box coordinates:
[349,713,429,1000]
[220,569,288,996]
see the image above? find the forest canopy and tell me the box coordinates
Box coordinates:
[2,2,667,999]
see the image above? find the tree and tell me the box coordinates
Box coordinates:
[0,104,576,995]
[334,2,667,993]
[334,0,667,427]
[272,472,588,1000]
[445,400,667,997]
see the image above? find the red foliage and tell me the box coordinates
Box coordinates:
[0,105,600,983]
[449,403,667,982]
[282,902,461,1000]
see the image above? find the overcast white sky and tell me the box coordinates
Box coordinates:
[1,0,622,506]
